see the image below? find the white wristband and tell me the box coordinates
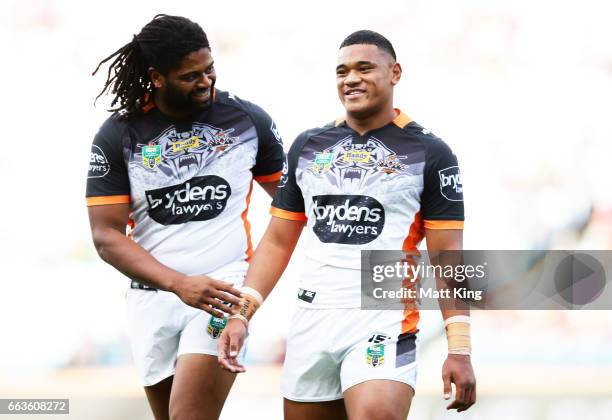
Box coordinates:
[241,286,264,305]
[444,315,471,327]
[229,314,249,327]
[448,348,471,356]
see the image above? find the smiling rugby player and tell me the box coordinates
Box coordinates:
[86,15,284,420]
[218,30,476,419]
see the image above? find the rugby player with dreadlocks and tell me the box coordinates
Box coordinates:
[86,15,284,420]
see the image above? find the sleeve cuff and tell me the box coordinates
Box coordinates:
[270,206,307,221]
[86,195,131,206]
[254,171,283,183]
[424,220,464,230]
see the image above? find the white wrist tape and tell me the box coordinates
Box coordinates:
[236,286,263,322]
[444,315,471,327]
[229,314,249,327]
[448,348,471,356]
[445,315,471,355]
[241,286,264,305]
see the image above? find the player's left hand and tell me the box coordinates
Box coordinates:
[442,354,476,412]
[217,318,247,373]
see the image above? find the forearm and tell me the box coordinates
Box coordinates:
[244,226,298,299]
[435,270,471,354]
[230,217,303,326]
[93,227,184,292]
[425,229,471,353]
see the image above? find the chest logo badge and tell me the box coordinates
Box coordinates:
[313,151,334,174]
[171,136,200,153]
[142,145,162,169]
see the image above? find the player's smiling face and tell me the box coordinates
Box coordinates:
[336,44,400,120]
[154,48,217,116]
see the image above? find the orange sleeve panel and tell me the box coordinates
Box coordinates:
[270,206,307,221]
[254,171,283,183]
[424,220,464,230]
[86,195,131,206]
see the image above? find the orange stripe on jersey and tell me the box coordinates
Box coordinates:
[402,211,425,251]
[392,110,412,129]
[270,207,307,221]
[254,171,282,183]
[424,220,464,230]
[401,211,425,334]
[86,195,130,206]
[242,180,254,262]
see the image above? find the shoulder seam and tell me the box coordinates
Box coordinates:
[292,122,337,157]
[214,92,269,146]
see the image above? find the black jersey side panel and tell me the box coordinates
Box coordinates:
[86,115,131,198]
[406,122,464,221]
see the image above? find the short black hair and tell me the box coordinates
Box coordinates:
[92,14,210,116]
[339,30,396,61]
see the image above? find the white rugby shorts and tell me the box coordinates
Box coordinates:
[281,307,418,402]
[126,273,245,386]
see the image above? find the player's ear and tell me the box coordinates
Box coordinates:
[391,62,402,86]
[148,67,165,89]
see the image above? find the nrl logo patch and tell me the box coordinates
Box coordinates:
[207,316,227,339]
[312,151,333,174]
[142,145,162,169]
[366,343,385,367]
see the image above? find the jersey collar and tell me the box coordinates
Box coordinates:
[335,108,412,130]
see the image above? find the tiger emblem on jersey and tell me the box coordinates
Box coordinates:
[133,123,240,177]
[310,136,410,189]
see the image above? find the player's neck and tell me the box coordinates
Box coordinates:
[153,94,193,121]
[344,107,398,136]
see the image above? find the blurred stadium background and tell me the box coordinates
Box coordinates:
[1,0,611,418]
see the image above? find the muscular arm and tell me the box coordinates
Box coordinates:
[88,203,183,291]
[425,229,468,320]
[426,228,476,412]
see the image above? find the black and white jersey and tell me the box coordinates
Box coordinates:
[86,90,284,276]
[271,111,464,313]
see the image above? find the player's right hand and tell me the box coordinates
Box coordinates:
[218,318,247,373]
[173,275,242,318]
[442,354,476,412]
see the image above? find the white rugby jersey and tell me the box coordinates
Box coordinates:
[271,111,464,333]
[86,90,284,277]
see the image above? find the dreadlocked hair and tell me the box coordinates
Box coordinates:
[92,14,210,116]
